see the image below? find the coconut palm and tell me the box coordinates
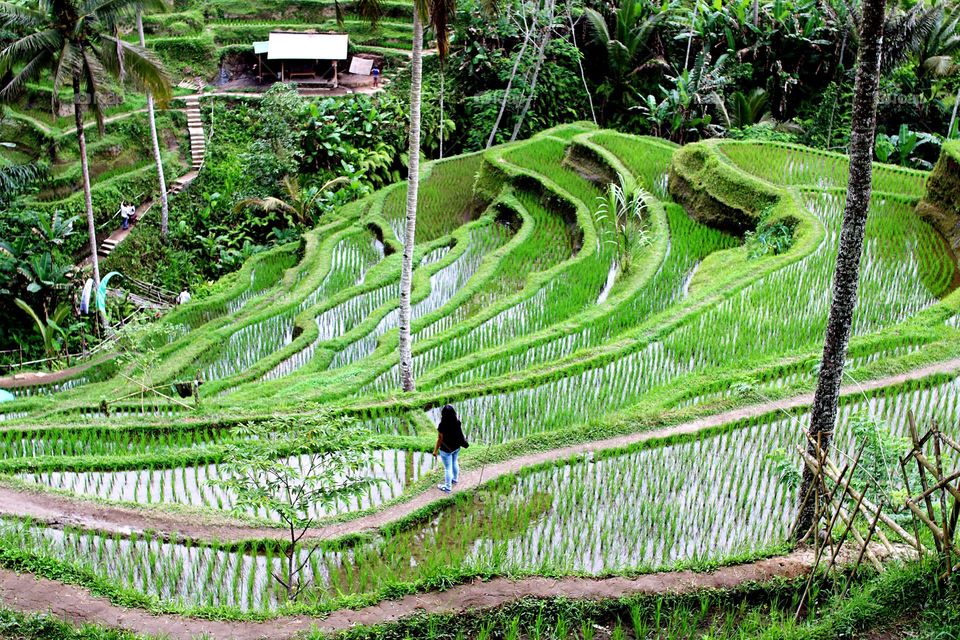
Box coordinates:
[0,0,172,332]
[397,0,456,393]
[794,0,887,540]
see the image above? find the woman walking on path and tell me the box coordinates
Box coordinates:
[434,404,469,492]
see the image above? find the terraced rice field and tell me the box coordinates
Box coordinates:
[3,125,959,618]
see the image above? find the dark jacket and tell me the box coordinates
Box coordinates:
[438,409,469,453]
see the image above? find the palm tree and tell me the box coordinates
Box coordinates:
[397,0,455,393]
[794,0,887,540]
[0,0,172,332]
[918,4,960,79]
[584,0,670,120]
[136,5,169,240]
[234,175,349,227]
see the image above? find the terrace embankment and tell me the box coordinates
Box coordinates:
[918,140,960,266]
[0,544,910,640]
[668,142,779,235]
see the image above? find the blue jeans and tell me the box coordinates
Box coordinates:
[438,448,460,489]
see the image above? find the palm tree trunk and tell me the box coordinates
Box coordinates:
[73,77,107,333]
[794,0,887,540]
[486,11,532,149]
[439,65,445,159]
[137,11,169,240]
[399,11,424,393]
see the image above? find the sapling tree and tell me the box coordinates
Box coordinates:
[212,411,379,601]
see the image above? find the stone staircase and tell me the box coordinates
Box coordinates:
[92,88,207,260]
[98,237,119,258]
[184,94,205,173]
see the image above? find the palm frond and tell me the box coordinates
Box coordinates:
[0,50,50,102]
[0,27,61,68]
[922,55,957,77]
[881,4,939,73]
[0,162,44,202]
[305,175,350,209]
[80,45,110,133]
[356,0,383,28]
[100,36,171,104]
[81,0,147,24]
[0,1,47,29]
[583,7,612,46]
[50,39,80,112]
[233,197,294,215]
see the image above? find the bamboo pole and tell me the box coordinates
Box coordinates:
[909,412,941,552]
[798,447,920,548]
[842,501,885,596]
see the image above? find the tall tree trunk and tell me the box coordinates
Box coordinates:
[137,11,169,240]
[567,6,596,125]
[439,65,445,159]
[399,11,424,393]
[486,10,532,149]
[510,0,555,142]
[794,0,887,540]
[73,77,107,333]
[684,0,700,70]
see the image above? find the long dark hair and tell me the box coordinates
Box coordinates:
[439,404,460,428]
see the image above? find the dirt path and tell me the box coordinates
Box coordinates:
[2,357,959,543]
[0,354,111,389]
[0,544,907,640]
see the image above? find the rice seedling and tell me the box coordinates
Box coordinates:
[18,448,433,520]
[5,129,958,624]
[6,374,960,613]
[589,132,676,199]
[663,191,950,371]
[0,424,237,460]
[716,140,929,197]
[6,376,90,398]
[381,154,487,244]
[331,221,512,369]
[440,203,736,389]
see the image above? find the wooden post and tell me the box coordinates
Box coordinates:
[910,411,941,551]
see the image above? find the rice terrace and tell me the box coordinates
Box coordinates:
[2,0,960,638]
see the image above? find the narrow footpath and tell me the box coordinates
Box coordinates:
[0,544,908,640]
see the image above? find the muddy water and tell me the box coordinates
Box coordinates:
[18,449,434,521]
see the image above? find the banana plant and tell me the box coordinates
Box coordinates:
[15,298,71,363]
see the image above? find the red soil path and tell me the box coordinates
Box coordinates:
[0,544,908,640]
